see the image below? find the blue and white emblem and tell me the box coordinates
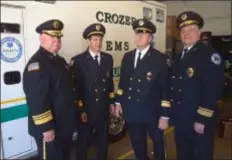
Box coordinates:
[1,37,23,63]
[211,53,221,65]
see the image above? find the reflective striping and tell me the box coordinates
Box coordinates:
[1,104,28,123]
[1,97,28,123]
[1,97,26,105]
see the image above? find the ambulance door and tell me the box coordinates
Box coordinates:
[1,5,33,159]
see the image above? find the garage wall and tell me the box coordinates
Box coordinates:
[165,1,232,35]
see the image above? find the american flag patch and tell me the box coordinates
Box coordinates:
[28,62,40,71]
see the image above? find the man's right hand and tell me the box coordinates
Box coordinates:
[114,104,122,118]
[43,129,55,142]
[80,112,88,123]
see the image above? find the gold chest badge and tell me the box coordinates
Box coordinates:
[186,67,194,77]
[146,72,152,81]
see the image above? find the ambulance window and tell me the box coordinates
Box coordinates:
[4,71,21,85]
[1,23,20,34]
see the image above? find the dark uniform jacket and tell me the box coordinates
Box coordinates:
[116,47,170,123]
[23,47,77,137]
[170,41,224,131]
[71,50,114,124]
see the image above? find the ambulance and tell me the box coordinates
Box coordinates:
[0,0,167,159]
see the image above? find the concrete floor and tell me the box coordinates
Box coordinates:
[69,126,231,160]
[32,97,232,160]
[31,124,231,160]
[76,97,232,160]
[105,97,232,160]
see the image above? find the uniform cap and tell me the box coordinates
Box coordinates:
[36,19,64,37]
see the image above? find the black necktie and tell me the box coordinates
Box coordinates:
[181,48,188,59]
[94,55,99,67]
[136,52,142,68]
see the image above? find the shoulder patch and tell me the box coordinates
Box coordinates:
[28,62,40,71]
[211,53,221,65]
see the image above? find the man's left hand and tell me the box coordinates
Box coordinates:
[158,117,169,130]
[194,122,205,134]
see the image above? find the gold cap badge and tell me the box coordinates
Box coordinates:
[181,13,187,20]
[96,24,101,30]
[53,21,60,29]
[138,20,144,26]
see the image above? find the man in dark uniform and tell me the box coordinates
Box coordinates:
[114,18,170,159]
[70,23,115,159]
[170,11,224,159]
[23,19,77,159]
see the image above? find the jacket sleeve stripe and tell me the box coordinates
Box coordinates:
[161,100,171,108]
[33,114,53,125]
[116,89,123,95]
[32,110,52,119]
[197,107,214,118]
[108,92,115,98]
